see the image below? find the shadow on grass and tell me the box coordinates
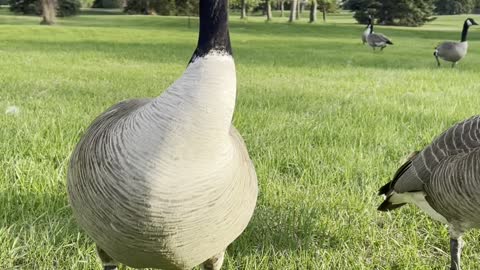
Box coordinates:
[232,203,341,254]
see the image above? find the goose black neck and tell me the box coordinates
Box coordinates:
[370,23,374,34]
[190,0,232,63]
[461,22,470,42]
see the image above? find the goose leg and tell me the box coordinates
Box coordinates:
[449,227,464,270]
[450,237,463,270]
[200,251,225,270]
[451,62,457,68]
[96,245,118,270]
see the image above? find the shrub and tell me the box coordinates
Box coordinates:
[344,0,435,26]
[124,0,198,15]
[435,0,475,15]
[9,0,81,16]
[91,0,123,8]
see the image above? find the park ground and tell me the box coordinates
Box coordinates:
[1,9,480,269]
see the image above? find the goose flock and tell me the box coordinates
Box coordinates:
[362,16,478,68]
[58,1,480,270]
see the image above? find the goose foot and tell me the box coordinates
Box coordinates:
[96,245,118,270]
[200,250,225,270]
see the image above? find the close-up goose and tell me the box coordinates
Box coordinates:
[361,16,372,44]
[434,18,478,67]
[66,0,258,269]
[378,116,480,270]
[366,17,393,51]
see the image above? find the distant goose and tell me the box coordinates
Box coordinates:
[378,115,480,270]
[67,0,258,269]
[434,18,478,68]
[362,16,372,45]
[366,18,393,51]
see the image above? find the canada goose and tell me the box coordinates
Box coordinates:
[378,116,480,270]
[366,18,393,51]
[434,18,478,68]
[67,0,258,269]
[362,16,372,45]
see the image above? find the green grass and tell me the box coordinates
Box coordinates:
[1,10,480,270]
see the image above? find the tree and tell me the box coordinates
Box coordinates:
[318,0,335,21]
[435,0,474,14]
[240,0,247,18]
[344,0,435,26]
[279,0,285,17]
[295,0,300,18]
[343,0,378,24]
[289,0,297,22]
[265,0,272,20]
[40,0,56,24]
[309,0,317,22]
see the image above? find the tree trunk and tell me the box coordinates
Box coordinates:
[289,0,297,22]
[322,4,326,22]
[40,0,56,25]
[266,0,272,21]
[241,0,247,19]
[280,0,284,17]
[299,0,304,13]
[295,0,299,19]
[309,0,317,23]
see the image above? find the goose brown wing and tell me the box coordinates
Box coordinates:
[393,116,480,193]
[426,148,480,222]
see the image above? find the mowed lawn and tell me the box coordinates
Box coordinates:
[1,9,480,269]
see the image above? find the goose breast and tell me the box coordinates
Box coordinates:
[67,97,258,269]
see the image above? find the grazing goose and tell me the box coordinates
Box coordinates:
[67,0,258,269]
[366,18,393,51]
[361,16,372,45]
[378,115,480,270]
[434,18,478,68]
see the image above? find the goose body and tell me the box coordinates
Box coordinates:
[378,115,480,270]
[67,0,258,269]
[366,19,393,51]
[434,18,478,67]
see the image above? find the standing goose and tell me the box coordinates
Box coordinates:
[361,16,372,45]
[434,18,478,68]
[366,18,393,51]
[67,0,258,269]
[378,115,480,270]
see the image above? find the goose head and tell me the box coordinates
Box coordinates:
[365,15,372,28]
[465,18,478,27]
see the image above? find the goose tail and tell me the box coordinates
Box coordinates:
[377,151,420,212]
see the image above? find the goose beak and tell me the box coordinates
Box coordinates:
[473,20,479,25]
